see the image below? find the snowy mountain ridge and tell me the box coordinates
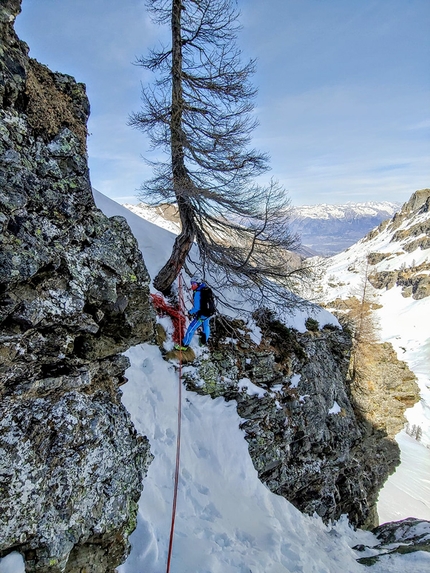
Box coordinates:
[124,200,400,225]
[291,201,401,221]
[123,202,181,235]
[320,189,430,302]
[289,201,401,256]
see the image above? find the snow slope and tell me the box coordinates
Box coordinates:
[379,432,430,523]
[3,340,429,573]
[119,344,365,573]
[2,191,428,573]
[318,196,430,523]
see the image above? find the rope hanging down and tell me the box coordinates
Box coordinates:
[165,273,185,573]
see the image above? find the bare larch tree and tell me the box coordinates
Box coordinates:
[130,0,305,303]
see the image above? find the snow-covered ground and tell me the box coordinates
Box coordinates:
[378,432,430,524]
[2,339,429,573]
[2,191,429,573]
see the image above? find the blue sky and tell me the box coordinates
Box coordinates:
[16,0,430,206]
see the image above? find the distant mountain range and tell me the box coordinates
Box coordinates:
[289,201,401,256]
[123,200,401,258]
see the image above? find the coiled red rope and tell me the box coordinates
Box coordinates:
[151,290,186,345]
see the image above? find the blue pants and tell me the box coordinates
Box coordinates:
[183,316,211,346]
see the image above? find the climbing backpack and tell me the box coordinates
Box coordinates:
[199,286,216,317]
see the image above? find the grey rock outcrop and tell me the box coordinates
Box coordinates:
[1,1,155,571]
[354,518,430,565]
[181,312,413,529]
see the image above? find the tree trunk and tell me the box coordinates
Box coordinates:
[153,228,194,293]
[153,0,195,293]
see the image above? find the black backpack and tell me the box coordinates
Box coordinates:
[199,286,216,317]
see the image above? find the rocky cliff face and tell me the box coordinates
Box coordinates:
[0,1,155,571]
[179,310,409,529]
[365,189,430,300]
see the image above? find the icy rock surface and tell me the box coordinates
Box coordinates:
[354,518,430,566]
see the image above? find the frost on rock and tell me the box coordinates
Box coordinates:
[354,518,430,566]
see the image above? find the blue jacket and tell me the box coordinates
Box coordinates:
[189,282,207,317]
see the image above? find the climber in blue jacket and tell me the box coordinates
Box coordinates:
[181,278,212,348]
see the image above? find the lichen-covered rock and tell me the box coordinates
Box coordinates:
[0,1,155,570]
[0,360,152,572]
[182,314,416,529]
[367,252,391,265]
[368,270,399,290]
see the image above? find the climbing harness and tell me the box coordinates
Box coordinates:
[165,273,186,573]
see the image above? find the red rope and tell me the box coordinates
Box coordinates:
[151,292,186,344]
[165,273,185,573]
